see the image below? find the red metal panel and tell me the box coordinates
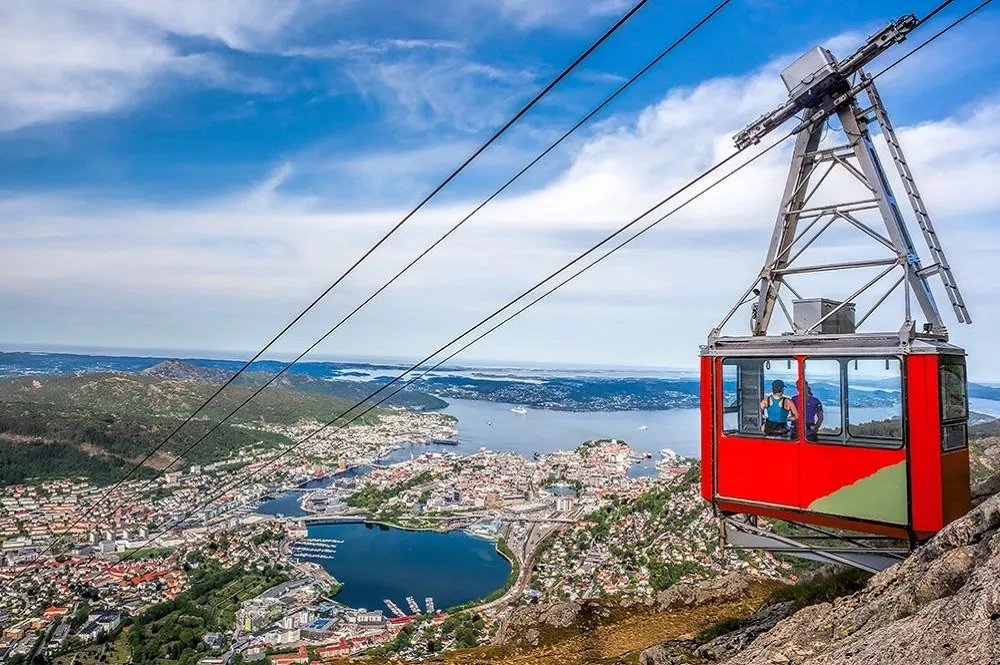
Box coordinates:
[716,435,799,507]
[700,357,715,502]
[908,354,943,533]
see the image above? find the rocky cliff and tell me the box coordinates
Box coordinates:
[641,487,1000,665]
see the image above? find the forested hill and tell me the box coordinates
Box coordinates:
[0,370,380,486]
[0,371,364,424]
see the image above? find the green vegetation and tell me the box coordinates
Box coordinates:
[127,547,175,561]
[0,438,156,486]
[768,567,871,612]
[0,373,371,426]
[251,525,286,546]
[345,471,436,510]
[364,620,422,658]
[0,401,291,485]
[696,567,872,643]
[440,613,486,648]
[128,563,288,665]
[696,615,748,643]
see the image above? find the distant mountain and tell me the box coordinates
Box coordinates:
[0,352,446,411]
[420,375,702,411]
[140,359,232,383]
[1,351,998,413]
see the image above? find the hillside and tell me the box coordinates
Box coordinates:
[644,480,1000,664]
[0,401,292,485]
[0,369,381,486]
[0,371,368,425]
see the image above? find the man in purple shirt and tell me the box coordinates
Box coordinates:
[794,382,824,441]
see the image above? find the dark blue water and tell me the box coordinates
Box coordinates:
[301,523,511,612]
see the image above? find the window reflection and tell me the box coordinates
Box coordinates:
[940,356,968,422]
[721,358,798,438]
[847,358,903,440]
[802,359,840,441]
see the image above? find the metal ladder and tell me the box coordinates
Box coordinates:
[863,73,972,324]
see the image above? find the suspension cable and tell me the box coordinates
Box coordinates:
[16,0,731,573]
[102,1,996,565]
[6,0,655,574]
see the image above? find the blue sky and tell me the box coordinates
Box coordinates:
[2,0,1000,377]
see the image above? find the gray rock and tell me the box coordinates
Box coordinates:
[718,492,1000,665]
[695,601,794,661]
[655,573,763,612]
[639,639,702,665]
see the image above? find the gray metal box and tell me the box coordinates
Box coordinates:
[781,46,837,101]
[793,298,856,334]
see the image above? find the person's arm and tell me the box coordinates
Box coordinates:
[815,403,823,428]
[786,398,799,421]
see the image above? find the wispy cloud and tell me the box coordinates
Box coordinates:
[285,38,462,60]
[480,0,632,29]
[344,53,538,132]
[0,0,312,131]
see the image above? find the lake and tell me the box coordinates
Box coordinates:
[299,523,511,612]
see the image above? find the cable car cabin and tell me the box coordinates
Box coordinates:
[699,332,971,544]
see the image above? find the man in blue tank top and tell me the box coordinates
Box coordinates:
[759,379,798,437]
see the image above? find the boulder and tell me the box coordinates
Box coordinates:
[655,573,762,612]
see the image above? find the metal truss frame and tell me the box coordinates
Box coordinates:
[722,515,910,573]
[714,75,969,341]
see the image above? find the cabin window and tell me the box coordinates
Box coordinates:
[846,358,903,442]
[939,355,968,422]
[722,363,739,433]
[721,357,798,438]
[940,355,968,452]
[802,359,841,440]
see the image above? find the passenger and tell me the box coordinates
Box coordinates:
[760,379,798,437]
[792,381,824,442]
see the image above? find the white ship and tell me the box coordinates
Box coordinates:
[511,406,528,415]
[638,425,648,431]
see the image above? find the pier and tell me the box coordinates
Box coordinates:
[383,599,406,618]
[405,596,420,614]
[425,597,435,614]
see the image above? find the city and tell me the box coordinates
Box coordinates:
[0,402,789,663]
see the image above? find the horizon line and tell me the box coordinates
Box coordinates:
[0,342,698,374]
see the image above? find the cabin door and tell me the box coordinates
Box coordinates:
[715,357,800,509]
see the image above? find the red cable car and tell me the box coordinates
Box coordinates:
[700,20,972,570]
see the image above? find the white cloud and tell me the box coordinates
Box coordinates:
[2,27,999,375]
[0,0,311,131]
